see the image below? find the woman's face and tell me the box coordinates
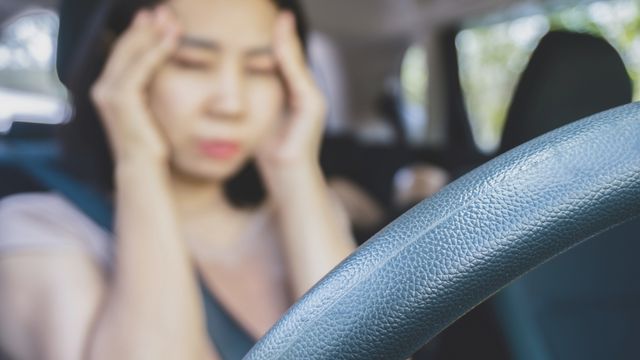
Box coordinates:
[148,0,285,182]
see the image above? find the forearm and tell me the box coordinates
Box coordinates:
[87,158,209,360]
[265,161,356,298]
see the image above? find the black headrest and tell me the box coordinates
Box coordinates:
[499,30,632,153]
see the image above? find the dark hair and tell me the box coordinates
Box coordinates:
[56,0,308,207]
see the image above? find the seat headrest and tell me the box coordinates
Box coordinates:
[499,30,632,153]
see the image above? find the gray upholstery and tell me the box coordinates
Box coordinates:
[245,103,640,360]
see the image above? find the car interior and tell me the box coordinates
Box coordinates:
[1,0,639,359]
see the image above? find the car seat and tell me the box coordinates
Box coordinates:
[494,30,640,360]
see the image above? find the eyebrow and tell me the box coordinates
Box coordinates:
[179,36,221,52]
[178,35,274,57]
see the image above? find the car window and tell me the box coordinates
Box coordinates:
[400,44,429,146]
[0,7,70,134]
[457,0,640,153]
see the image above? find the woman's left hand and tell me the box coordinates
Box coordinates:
[256,11,327,171]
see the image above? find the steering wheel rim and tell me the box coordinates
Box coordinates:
[245,103,640,360]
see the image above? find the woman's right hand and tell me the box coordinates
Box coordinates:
[90,6,181,163]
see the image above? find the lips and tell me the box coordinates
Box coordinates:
[198,139,241,160]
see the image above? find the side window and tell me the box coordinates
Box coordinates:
[400,44,429,146]
[457,0,640,153]
[0,8,70,134]
[456,14,549,153]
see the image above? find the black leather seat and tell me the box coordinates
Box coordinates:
[494,31,640,360]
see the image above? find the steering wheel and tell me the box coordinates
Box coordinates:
[245,103,640,359]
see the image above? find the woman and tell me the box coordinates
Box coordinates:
[0,0,355,359]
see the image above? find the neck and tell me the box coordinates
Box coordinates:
[170,170,229,218]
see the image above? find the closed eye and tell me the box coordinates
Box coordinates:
[246,58,278,75]
[171,56,211,70]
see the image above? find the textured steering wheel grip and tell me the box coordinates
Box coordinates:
[245,103,640,360]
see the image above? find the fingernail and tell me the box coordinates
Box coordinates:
[285,11,295,28]
[135,10,148,25]
[155,6,169,24]
[276,12,292,37]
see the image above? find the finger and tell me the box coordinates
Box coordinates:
[100,7,171,84]
[274,12,321,106]
[99,9,155,81]
[124,11,181,87]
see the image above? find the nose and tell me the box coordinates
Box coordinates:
[206,59,246,119]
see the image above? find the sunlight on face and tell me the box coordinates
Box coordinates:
[149,0,285,182]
